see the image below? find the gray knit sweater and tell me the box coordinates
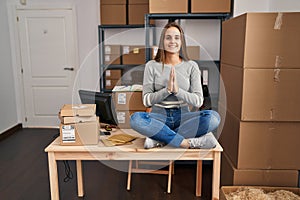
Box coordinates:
[143,60,204,108]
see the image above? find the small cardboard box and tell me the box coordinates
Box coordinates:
[220,186,300,200]
[122,45,146,65]
[105,69,122,80]
[61,115,97,124]
[105,79,120,90]
[60,104,96,117]
[59,121,99,145]
[104,45,121,64]
[113,91,146,111]
[149,0,188,13]
[191,0,231,13]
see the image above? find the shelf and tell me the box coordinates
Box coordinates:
[145,13,231,21]
[99,24,153,29]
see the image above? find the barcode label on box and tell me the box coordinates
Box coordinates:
[203,70,208,85]
[123,46,130,54]
[117,93,127,104]
[62,125,76,143]
[105,55,111,62]
[106,70,111,77]
[117,112,126,123]
[105,46,111,54]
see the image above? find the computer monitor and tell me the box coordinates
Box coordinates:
[78,90,118,126]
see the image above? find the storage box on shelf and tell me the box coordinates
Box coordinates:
[122,45,146,65]
[191,0,231,13]
[100,0,126,25]
[104,45,121,65]
[128,0,150,25]
[149,0,188,13]
[104,69,122,90]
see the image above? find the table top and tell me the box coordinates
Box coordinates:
[45,129,222,154]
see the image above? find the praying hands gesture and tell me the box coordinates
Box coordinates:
[167,66,179,94]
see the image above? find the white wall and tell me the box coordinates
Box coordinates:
[234,0,270,17]
[0,0,18,133]
[269,0,300,12]
[1,0,300,133]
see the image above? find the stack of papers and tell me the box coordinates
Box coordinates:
[112,84,143,92]
[101,133,138,146]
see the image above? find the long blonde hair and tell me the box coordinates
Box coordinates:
[154,22,189,66]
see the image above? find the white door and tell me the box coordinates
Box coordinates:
[17,9,78,127]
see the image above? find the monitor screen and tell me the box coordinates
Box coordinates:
[78,90,118,126]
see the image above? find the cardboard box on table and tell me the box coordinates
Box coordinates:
[104,69,122,90]
[59,104,99,145]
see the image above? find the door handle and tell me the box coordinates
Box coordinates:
[64,67,74,71]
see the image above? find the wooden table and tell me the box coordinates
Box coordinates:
[45,129,223,200]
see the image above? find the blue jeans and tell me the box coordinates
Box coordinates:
[130,106,220,147]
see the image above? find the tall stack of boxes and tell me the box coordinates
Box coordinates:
[59,104,99,145]
[219,12,300,187]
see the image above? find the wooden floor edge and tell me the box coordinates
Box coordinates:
[0,123,22,141]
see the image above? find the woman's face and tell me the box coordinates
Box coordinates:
[163,26,182,54]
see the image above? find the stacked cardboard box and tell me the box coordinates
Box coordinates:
[112,86,147,128]
[128,0,150,25]
[219,12,300,187]
[59,104,99,145]
[100,0,126,25]
[100,0,151,25]
[105,69,122,90]
[122,45,146,65]
[149,0,231,14]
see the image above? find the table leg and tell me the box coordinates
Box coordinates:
[196,160,202,197]
[127,160,132,190]
[76,160,84,197]
[212,152,221,200]
[48,152,59,200]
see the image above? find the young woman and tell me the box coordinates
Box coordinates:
[130,22,220,149]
